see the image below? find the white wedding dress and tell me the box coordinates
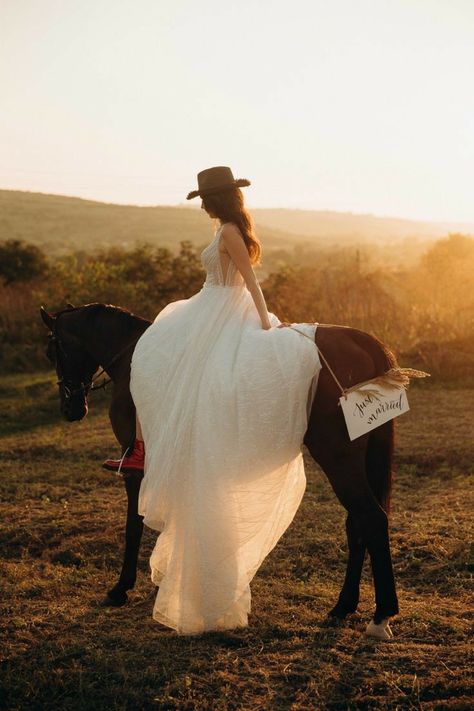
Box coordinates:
[129,222,322,635]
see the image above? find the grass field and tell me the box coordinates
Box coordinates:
[0,375,472,710]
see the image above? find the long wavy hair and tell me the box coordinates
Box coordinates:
[201,188,262,265]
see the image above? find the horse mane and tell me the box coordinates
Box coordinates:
[54,302,148,326]
[82,302,143,323]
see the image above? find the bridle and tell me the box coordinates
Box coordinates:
[48,327,91,402]
[48,312,139,404]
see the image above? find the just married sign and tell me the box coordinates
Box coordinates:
[284,325,428,440]
[339,382,410,441]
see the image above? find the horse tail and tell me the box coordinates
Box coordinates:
[366,419,395,515]
[348,328,398,516]
[368,332,397,515]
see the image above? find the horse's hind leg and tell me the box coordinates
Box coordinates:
[329,422,395,619]
[329,513,366,618]
[336,468,398,624]
[310,444,399,625]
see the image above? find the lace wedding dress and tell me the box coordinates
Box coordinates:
[129,222,322,634]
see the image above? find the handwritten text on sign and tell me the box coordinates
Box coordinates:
[339,383,410,441]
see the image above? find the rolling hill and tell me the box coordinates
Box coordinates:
[1,189,472,258]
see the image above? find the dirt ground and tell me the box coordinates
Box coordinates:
[0,375,472,710]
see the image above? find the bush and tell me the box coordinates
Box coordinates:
[0,239,48,285]
[0,241,205,373]
[0,234,473,381]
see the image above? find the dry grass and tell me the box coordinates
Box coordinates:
[0,375,472,710]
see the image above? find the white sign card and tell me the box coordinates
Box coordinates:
[339,383,410,441]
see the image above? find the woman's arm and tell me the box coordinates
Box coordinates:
[220,224,272,330]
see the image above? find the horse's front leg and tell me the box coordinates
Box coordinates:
[101,380,144,606]
[103,474,144,606]
[108,382,136,454]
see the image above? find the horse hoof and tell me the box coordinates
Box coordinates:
[365,617,393,640]
[328,602,358,619]
[99,592,129,607]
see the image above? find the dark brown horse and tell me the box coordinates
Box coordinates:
[40,302,401,638]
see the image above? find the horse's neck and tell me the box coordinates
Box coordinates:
[81,306,150,377]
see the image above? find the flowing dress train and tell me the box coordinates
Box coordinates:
[129,222,322,634]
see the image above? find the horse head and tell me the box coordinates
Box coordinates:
[40,304,100,422]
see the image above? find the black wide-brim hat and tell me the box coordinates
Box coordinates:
[186,166,251,200]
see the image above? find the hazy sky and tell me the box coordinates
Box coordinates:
[1,0,473,221]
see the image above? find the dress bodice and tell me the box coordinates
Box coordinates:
[200,223,245,288]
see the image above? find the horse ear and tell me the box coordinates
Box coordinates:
[40,306,55,330]
[66,302,75,309]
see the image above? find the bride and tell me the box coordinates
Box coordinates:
[103,166,322,635]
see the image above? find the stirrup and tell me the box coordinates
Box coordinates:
[116,446,130,477]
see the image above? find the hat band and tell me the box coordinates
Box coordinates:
[186,175,250,200]
[200,182,240,196]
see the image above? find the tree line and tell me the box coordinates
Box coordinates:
[0,234,472,380]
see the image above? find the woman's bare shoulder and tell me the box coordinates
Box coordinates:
[221,221,241,232]
[220,222,243,252]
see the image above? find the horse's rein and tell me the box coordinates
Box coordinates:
[88,339,140,392]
